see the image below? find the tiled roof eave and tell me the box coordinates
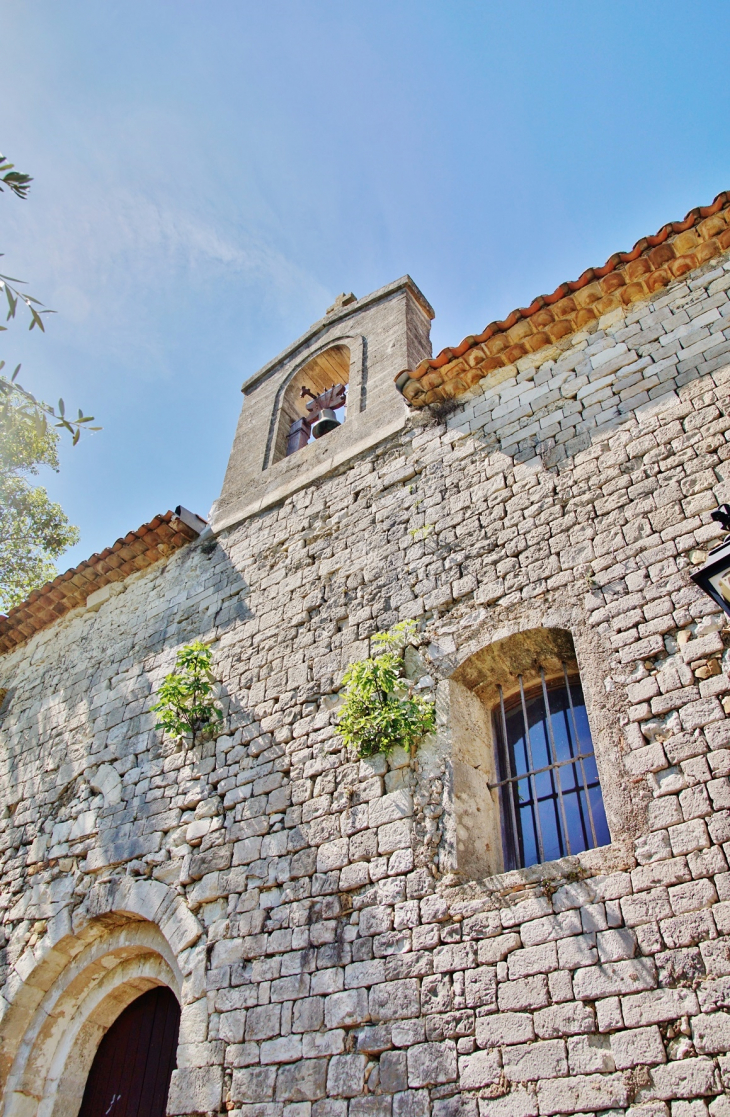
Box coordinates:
[397,190,730,407]
[0,510,201,657]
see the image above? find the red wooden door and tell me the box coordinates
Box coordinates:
[78,987,181,1117]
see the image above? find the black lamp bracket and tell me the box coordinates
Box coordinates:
[711,504,730,532]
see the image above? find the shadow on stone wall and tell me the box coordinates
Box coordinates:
[0,530,254,888]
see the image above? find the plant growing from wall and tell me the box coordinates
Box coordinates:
[151,641,223,745]
[337,620,435,757]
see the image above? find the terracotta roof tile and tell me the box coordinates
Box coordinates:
[396,190,730,407]
[0,509,203,657]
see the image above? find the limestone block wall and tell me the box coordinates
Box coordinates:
[445,257,730,469]
[3,253,730,1117]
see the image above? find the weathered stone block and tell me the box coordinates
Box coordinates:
[360,906,394,937]
[518,910,579,945]
[572,958,657,1000]
[379,1050,408,1093]
[407,1040,458,1087]
[302,1030,345,1059]
[508,943,558,978]
[476,1012,534,1048]
[219,1009,247,1044]
[692,1010,730,1053]
[533,1002,596,1038]
[246,1004,282,1041]
[477,1086,538,1117]
[317,838,349,873]
[567,1034,615,1074]
[261,1036,304,1065]
[503,1039,567,1081]
[650,1057,720,1099]
[189,845,232,878]
[327,1054,367,1097]
[292,997,324,1033]
[537,1071,628,1115]
[434,943,477,973]
[324,989,369,1030]
[378,820,412,855]
[276,1059,329,1102]
[232,1067,278,1105]
[621,986,699,1026]
[349,1099,391,1117]
[369,979,420,1022]
[392,1089,430,1117]
[368,791,413,829]
[610,1024,666,1068]
[498,975,550,1012]
[464,965,497,1009]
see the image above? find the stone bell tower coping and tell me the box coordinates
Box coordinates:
[211,275,434,533]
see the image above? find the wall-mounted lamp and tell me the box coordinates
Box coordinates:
[691,504,730,617]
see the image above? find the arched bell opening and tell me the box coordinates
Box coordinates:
[272,344,350,463]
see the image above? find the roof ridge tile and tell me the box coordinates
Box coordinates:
[397,190,730,406]
[0,509,204,656]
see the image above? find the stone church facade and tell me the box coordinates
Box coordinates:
[3,193,730,1117]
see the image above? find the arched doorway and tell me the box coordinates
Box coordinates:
[77,988,180,1117]
[0,882,204,1117]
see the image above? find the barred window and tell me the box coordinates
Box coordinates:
[492,665,609,871]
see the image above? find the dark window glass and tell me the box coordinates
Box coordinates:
[492,668,610,871]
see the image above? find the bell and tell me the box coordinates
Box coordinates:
[311,408,341,439]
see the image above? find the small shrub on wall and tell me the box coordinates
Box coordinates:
[337,620,435,757]
[152,640,222,745]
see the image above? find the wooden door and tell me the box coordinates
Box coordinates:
[78,987,181,1117]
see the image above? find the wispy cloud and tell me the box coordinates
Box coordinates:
[2,160,330,378]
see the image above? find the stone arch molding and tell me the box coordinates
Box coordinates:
[0,877,204,1117]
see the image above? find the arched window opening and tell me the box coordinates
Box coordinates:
[272,344,350,463]
[449,627,610,879]
[78,986,180,1117]
[493,664,609,871]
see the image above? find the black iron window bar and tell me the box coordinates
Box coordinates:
[490,663,600,866]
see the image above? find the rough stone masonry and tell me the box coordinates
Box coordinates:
[3,204,730,1117]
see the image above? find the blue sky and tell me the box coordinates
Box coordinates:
[3,1,730,570]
